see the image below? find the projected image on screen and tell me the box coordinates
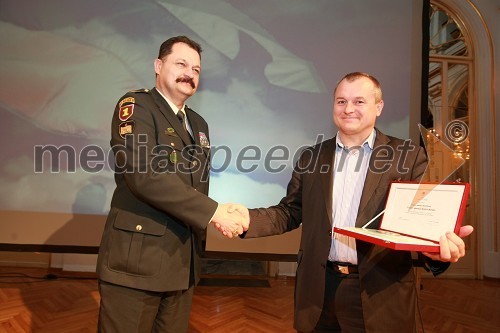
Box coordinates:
[0,0,422,248]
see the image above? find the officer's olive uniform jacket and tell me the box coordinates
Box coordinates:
[97,88,217,292]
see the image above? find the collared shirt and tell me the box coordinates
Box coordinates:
[156,88,193,136]
[328,129,376,264]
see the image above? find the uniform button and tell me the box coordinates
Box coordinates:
[171,142,175,146]
[136,225,143,231]
[328,231,332,236]
[192,161,198,166]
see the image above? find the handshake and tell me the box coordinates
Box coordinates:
[211,203,250,238]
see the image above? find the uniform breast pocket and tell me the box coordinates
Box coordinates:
[107,210,167,277]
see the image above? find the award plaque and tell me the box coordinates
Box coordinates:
[334,182,470,252]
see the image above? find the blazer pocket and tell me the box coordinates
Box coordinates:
[107,210,166,277]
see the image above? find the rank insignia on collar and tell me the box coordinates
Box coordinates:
[119,104,134,121]
[165,127,178,137]
[119,97,135,108]
[119,120,135,139]
[199,132,210,148]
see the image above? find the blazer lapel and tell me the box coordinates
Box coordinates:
[150,88,193,146]
[318,139,336,226]
[355,128,390,227]
[185,107,210,187]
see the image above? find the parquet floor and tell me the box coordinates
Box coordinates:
[0,267,498,333]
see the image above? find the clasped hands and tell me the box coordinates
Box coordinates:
[211,203,249,238]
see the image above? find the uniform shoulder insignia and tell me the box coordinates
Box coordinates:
[117,89,150,121]
[119,96,136,108]
[129,88,150,93]
[118,103,135,121]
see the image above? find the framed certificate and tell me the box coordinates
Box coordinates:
[334,182,470,252]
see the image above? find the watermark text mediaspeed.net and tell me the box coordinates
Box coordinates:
[33,121,469,178]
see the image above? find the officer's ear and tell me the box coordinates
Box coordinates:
[154,59,163,76]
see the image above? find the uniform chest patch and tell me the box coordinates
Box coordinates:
[199,132,210,148]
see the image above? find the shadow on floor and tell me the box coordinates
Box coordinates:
[199,259,270,287]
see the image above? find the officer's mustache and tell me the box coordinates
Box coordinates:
[176,76,195,89]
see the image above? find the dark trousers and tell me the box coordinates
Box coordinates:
[98,280,194,333]
[312,265,365,332]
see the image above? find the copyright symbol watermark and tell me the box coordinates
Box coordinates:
[445,120,469,144]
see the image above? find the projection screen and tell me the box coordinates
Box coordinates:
[0,0,425,255]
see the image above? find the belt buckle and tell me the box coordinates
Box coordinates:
[338,265,350,274]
